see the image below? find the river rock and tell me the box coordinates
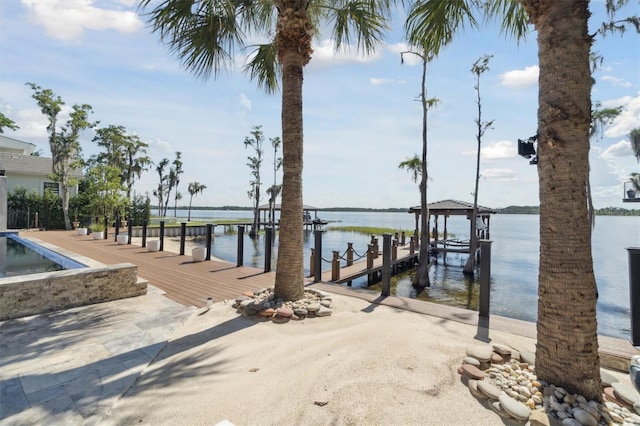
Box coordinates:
[276,307,294,317]
[293,308,308,316]
[490,401,511,419]
[306,302,321,312]
[529,409,551,426]
[491,353,504,364]
[243,305,258,316]
[260,308,275,317]
[477,381,502,400]
[466,346,493,362]
[520,351,535,364]
[468,379,487,399]
[572,408,597,426]
[316,306,332,317]
[461,364,485,380]
[604,386,631,407]
[462,356,480,367]
[561,418,582,426]
[612,381,640,405]
[499,393,531,421]
[492,343,512,356]
[600,368,619,387]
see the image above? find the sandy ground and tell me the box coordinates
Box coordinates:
[98,291,555,426]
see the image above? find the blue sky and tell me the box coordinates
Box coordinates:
[0,0,638,209]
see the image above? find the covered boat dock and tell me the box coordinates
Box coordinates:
[408,199,496,254]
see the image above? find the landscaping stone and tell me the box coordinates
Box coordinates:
[498,393,530,421]
[460,364,484,380]
[462,356,480,367]
[612,381,640,405]
[466,346,493,362]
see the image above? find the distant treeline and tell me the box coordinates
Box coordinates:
[179,205,640,216]
[497,205,640,216]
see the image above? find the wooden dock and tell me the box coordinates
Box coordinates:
[320,247,418,284]
[25,230,281,308]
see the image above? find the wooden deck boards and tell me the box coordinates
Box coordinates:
[25,230,276,308]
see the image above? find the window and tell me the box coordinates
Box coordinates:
[43,182,60,195]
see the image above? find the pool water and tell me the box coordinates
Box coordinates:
[0,233,85,277]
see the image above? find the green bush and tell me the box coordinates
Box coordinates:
[8,186,65,229]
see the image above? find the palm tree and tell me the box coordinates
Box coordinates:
[139,0,393,301]
[187,182,207,221]
[405,0,636,401]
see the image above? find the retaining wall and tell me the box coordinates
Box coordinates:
[0,263,147,321]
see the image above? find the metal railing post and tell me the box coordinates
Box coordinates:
[114,216,120,241]
[314,229,323,282]
[159,221,165,251]
[127,217,132,244]
[479,240,493,318]
[237,225,245,266]
[142,220,147,247]
[103,216,108,240]
[205,224,213,261]
[381,234,391,296]
[627,247,640,345]
[180,222,186,255]
[264,227,273,272]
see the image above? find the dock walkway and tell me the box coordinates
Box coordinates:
[25,229,638,369]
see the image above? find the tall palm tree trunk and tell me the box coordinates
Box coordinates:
[525,0,601,400]
[273,2,311,301]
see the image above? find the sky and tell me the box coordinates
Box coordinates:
[0,0,639,210]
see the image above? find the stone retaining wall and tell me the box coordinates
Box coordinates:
[0,263,147,321]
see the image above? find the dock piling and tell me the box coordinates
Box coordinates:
[479,240,493,318]
[237,225,245,266]
[381,234,391,296]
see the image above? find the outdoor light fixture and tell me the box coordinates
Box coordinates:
[518,134,538,165]
[206,297,213,309]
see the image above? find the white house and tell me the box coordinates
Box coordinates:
[0,134,82,197]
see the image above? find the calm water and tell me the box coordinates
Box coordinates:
[0,236,63,277]
[177,209,638,340]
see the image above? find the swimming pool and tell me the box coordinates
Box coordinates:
[0,232,86,277]
[0,232,146,321]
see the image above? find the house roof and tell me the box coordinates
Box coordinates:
[409,199,496,216]
[0,135,37,155]
[0,153,83,178]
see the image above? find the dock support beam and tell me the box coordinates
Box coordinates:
[381,234,392,296]
[627,247,640,346]
[314,229,322,282]
[237,225,245,266]
[479,240,493,318]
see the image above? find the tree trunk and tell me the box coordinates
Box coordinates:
[61,185,71,230]
[525,0,601,400]
[273,2,312,301]
[413,56,430,287]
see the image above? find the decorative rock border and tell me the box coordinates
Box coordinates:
[233,287,333,322]
[459,343,640,425]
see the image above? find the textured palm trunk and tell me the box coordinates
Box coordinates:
[525,0,601,400]
[273,2,312,301]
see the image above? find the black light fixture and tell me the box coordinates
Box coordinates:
[518,134,538,165]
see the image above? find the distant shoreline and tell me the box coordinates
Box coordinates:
[168,205,640,216]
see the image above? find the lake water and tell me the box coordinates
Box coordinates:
[176,209,638,340]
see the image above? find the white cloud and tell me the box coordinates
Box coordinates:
[21,0,143,42]
[239,93,252,111]
[387,43,422,66]
[148,137,173,154]
[370,78,395,86]
[601,75,633,88]
[462,140,516,160]
[601,140,634,158]
[603,93,640,138]
[481,168,518,181]
[499,66,539,87]
[310,39,382,66]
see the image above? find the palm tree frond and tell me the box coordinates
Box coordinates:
[482,0,530,42]
[405,0,479,56]
[244,43,281,93]
[139,0,248,80]
[328,0,391,55]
